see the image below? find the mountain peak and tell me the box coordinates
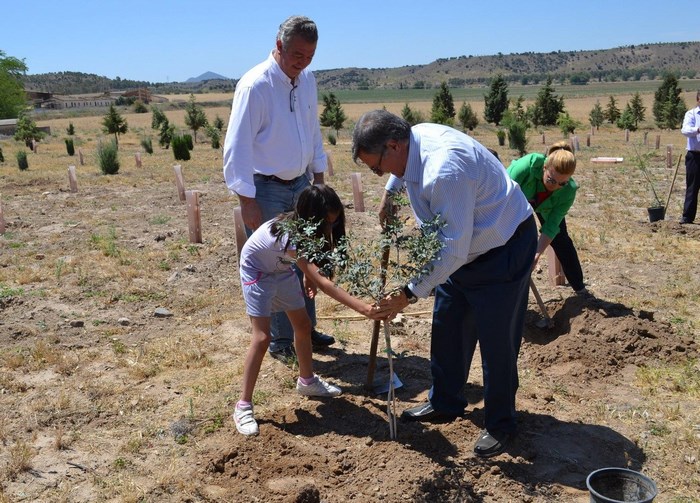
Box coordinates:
[185,71,230,83]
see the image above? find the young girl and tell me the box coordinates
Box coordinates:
[234,184,386,436]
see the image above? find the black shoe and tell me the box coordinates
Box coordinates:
[400,402,458,423]
[473,429,512,458]
[311,330,335,349]
[269,346,297,366]
[679,219,692,225]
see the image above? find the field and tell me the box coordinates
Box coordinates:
[1,90,699,502]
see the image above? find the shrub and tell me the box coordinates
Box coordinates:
[183,134,193,151]
[140,137,153,154]
[65,138,75,156]
[16,150,28,171]
[171,135,191,161]
[67,122,75,135]
[205,126,220,149]
[327,132,336,145]
[0,147,4,163]
[507,121,528,155]
[133,100,148,113]
[496,129,506,146]
[96,140,120,175]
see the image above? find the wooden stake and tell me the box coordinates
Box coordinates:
[351,173,365,212]
[68,165,78,193]
[173,164,186,202]
[546,247,566,286]
[666,145,673,170]
[326,153,334,177]
[586,134,591,147]
[574,135,580,151]
[233,205,247,258]
[643,131,648,146]
[625,129,630,142]
[542,132,546,144]
[78,148,84,166]
[185,190,202,243]
[135,151,142,168]
[655,134,661,149]
[664,153,684,217]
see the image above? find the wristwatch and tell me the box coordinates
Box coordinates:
[403,285,418,304]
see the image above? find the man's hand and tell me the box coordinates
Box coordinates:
[239,195,263,231]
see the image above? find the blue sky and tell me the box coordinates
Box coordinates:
[3,0,696,83]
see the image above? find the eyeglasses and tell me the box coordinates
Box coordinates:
[545,169,568,187]
[369,146,386,176]
[289,84,297,112]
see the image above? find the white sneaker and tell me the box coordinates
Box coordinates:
[233,405,259,436]
[296,375,342,397]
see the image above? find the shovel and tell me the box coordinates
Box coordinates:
[530,278,554,329]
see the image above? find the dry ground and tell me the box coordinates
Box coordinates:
[0,96,699,502]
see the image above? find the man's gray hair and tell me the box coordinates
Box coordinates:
[277,16,318,49]
[352,110,411,162]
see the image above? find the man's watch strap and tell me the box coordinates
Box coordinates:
[403,285,418,304]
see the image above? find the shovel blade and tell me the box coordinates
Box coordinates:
[373,373,403,395]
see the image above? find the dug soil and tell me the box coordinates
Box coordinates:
[1,148,699,502]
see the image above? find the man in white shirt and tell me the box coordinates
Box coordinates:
[352,110,537,458]
[680,90,700,224]
[223,16,335,362]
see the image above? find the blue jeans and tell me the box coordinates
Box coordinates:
[428,216,537,434]
[245,175,316,352]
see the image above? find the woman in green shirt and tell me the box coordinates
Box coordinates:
[507,141,588,296]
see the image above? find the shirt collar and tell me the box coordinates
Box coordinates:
[403,129,422,183]
[267,50,295,88]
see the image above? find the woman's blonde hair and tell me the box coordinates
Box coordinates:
[545,141,576,175]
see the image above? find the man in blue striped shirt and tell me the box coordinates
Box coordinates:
[352,110,537,457]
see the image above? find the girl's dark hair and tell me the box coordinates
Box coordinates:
[271,185,346,273]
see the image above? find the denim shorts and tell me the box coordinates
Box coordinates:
[240,268,305,317]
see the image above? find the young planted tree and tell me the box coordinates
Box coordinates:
[628,92,646,129]
[457,102,479,131]
[13,114,44,147]
[653,74,686,129]
[66,122,75,136]
[529,77,564,127]
[319,92,347,138]
[184,94,208,143]
[557,111,582,137]
[151,106,167,130]
[102,105,128,147]
[589,101,604,130]
[430,82,456,125]
[401,103,424,126]
[603,95,621,124]
[96,140,120,175]
[281,190,444,438]
[213,115,225,131]
[616,104,637,131]
[484,74,508,126]
[0,50,28,119]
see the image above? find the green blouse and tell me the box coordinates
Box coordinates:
[507,153,578,239]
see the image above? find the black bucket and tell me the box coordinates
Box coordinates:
[586,467,657,503]
[647,206,665,223]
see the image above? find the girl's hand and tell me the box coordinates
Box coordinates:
[303,276,318,299]
[364,303,392,320]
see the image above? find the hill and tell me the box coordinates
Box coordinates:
[314,41,700,89]
[19,41,700,95]
[185,71,230,83]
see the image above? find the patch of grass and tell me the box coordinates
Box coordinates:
[149,215,171,225]
[6,440,33,479]
[90,226,120,258]
[636,359,700,397]
[0,283,24,299]
[252,390,271,406]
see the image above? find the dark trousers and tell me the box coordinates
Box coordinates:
[536,213,585,292]
[682,151,700,223]
[429,215,537,434]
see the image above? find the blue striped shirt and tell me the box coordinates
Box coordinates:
[385,124,532,298]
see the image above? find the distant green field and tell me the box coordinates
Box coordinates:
[321,79,700,104]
